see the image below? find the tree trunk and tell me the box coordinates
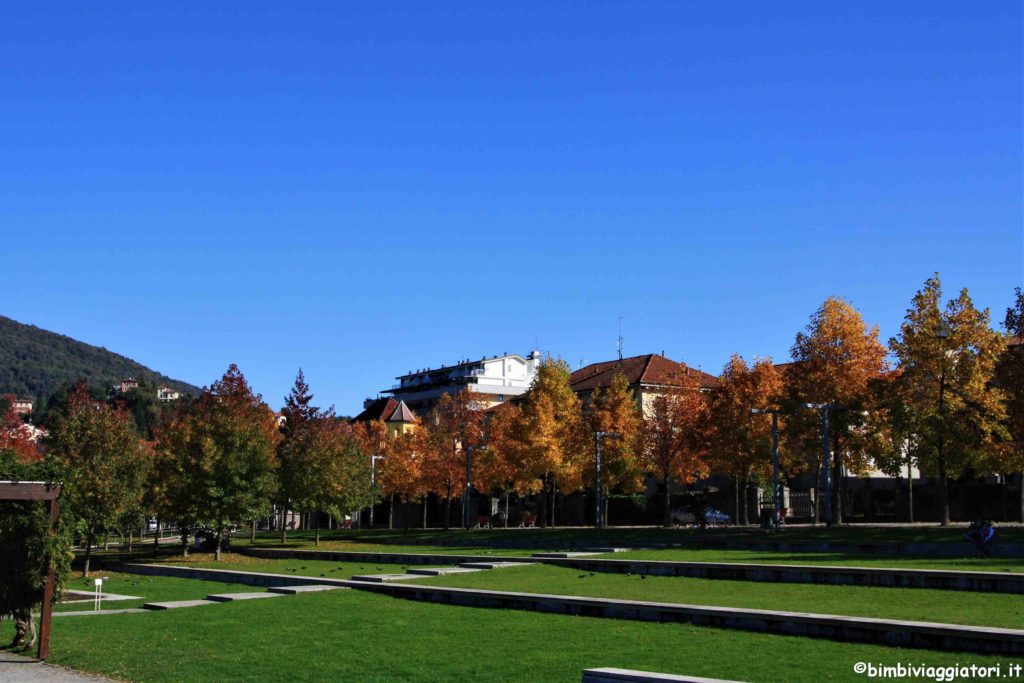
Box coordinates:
[938,446,950,526]
[1019,470,1024,523]
[280,504,288,544]
[181,531,189,558]
[444,483,453,531]
[389,493,395,530]
[664,474,673,527]
[733,475,741,524]
[215,518,224,562]
[422,495,428,529]
[741,478,748,526]
[103,532,109,551]
[314,512,320,546]
[153,519,160,556]
[551,478,558,527]
[540,476,548,528]
[907,463,914,523]
[83,530,94,577]
[127,530,133,553]
[504,490,510,527]
[602,486,610,527]
[833,459,844,525]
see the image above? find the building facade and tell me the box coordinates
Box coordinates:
[570,353,718,415]
[382,350,542,413]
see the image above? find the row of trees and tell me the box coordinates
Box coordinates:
[0,274,1020,622]
[366,276,1021,528]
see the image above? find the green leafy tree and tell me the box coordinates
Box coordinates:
[157,365,280,560]
[277,369,319,543]
[889,275,1007,525]
[289,417,374,544]
[46,381,148,576]
[0,440,71,650]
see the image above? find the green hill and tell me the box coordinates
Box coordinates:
[0,314,200,407]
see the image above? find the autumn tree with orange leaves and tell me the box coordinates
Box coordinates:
[707,356,784,526]
[0,395,39,463]
[889,276,1007,525]
[587,373,643,525]
[784,297,887,524]
[509,359,586,527]
[993,288,1024,521]
[641,372,710,527]
[478,402,530,526]
[421,389,486,529]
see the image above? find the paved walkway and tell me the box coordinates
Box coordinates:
[0,650,114,682]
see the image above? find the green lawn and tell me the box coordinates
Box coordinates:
[159,555,1024,629]
[598,547,1024,572]
[406,563,1024,629]
[165,553,418,579]
[56,570,267,612]
[29,587,1009,682]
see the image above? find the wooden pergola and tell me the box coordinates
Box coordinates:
[0,481,61,660]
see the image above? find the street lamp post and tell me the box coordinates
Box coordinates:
[804,403,843,527]
[369,454,385,529]
[594,431,620,529]
[463,444,488,529]
[751,408,781,528]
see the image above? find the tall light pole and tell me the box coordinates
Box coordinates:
[751,408,781,528]
[594,431,620,529]
[369,454,385,529]
[463,444,488,529]
[804,403,843,527]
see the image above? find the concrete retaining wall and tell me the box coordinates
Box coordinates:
[241,548,1024,593]
[116,562,1024,655]
[542,558,1024,594]
[241,547,535,566]
[341,580,1024,656]
[582,668,743,683]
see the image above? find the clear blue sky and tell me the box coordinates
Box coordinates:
[3,2,1021,414]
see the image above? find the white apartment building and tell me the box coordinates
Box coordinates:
[383,350,541,413]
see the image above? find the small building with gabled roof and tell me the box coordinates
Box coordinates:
[352,397,418,437]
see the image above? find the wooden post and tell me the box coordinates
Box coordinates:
[38,495,60,660]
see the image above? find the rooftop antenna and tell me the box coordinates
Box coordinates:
[617,316,624,360]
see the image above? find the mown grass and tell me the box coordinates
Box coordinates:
[406,563,1024,629]
[598,547,1024,572]
[55,570,267,612]
[32,588,1010,682]
[162,554,1024,628]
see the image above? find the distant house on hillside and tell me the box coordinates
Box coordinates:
[570,353,718,414]
[11,398,33,415]
[117,377,139,393]
[352,397,418,437]
[156,386,181,402]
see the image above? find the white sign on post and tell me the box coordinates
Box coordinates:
[94,578,103,611]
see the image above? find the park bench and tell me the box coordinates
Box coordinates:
[519,514,537,528]
[474,515,491,529]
